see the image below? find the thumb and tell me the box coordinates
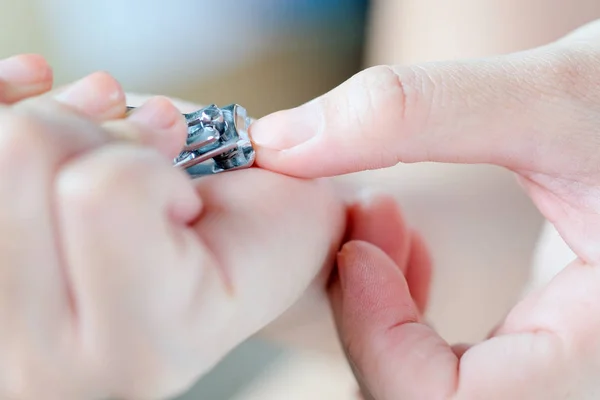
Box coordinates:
[249,30,600,178]
[329,241,458,400]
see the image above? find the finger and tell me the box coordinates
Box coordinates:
[347,192,411,272]
[21,74,186,157]
[446,263,580,399]
[125,94,217,159]
[330,240,457,400]
[331,239,575,400]
[55,144,202,398]
[110,96,187,158]
[22,71,126,121]
[0,87,181,396]
[0,54,53,104]
[189,169,345,363]
[346,193,432,313]
[469,258,599,398]
[0,105,120,396]
[249,42,594,178]
[405,231,433,313]
[56,165,344,398]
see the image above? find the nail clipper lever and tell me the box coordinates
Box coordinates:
[126,103,256,178]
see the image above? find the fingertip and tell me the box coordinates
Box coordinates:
[336,240,418,326]
[337,239,373,270]
[348,191,411,270]
[0,54,54,103]
[335,239,456,399]
[21,54,53,81]
[249,103,320,151]
[87,71,125,102]
[53,71,126,120]
[130,96,184,129]
[0,53,53,84]
[250,101,335,178]
[124,96,187,158]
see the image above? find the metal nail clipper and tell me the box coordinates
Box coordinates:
[126,104,256,178]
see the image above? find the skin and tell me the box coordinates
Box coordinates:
[0,54,347,399]
[249,19,600,399]
[8,14,600,398]
[366,0,600,348]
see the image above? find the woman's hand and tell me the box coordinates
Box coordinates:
[0,55,345,399]
[250,19,600,399]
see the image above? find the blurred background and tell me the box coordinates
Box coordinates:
[1,0,600,398]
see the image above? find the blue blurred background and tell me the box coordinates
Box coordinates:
[25,0,370,118]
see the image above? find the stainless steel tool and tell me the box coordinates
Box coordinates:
[127,103,255,178]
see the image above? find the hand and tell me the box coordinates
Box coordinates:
[0,55,345,399]
[250,19,600,399]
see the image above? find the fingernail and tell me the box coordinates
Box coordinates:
[55,71,124,115]
[249,100,322,150]
[124,97,187,157]
[128,96,184,130]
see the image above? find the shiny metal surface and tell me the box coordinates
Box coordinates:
[126,103,255,178]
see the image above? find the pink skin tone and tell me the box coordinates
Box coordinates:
[0,55,347,398]
[8,15,600,398]
[250,20,600,399]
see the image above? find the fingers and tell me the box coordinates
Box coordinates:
[52,72,126,120]
[449,260,592,399]
[0,87,186,397]
[121,94,200,158]
[189,169,346,362]
[347,193,412,272]
[346,192,431,313]
[0,54,53,104]
[55,166,344,398]
[0,103,116,397]
[249,31,600,178]
[55,144,201,398]
[17,73,187,158]
[110,96,188,158]
[330,241,457,400]
[330,240,593,399]
[331,193,436,398]
[20,71,126,121]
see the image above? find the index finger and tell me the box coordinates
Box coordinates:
[248,33,598,178]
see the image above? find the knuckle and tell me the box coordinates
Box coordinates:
[354,65,412,118]
[376,64,430,117]
[385,64,433,126]
[57,145,162,217]
[545,45,600,103]
[338,64,432,164]
[334,64,431,127]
